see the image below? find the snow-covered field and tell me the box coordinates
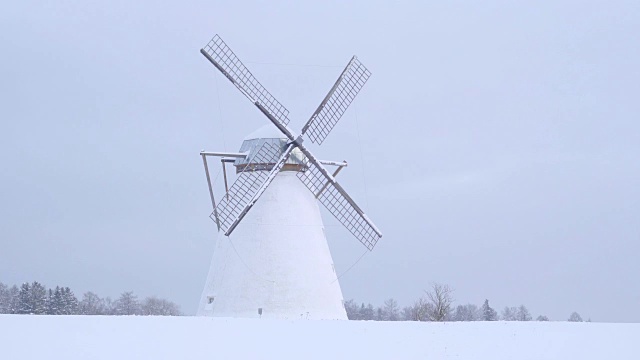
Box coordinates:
[1,315,638,359]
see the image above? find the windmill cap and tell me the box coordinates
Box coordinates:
[243,124,287,141]
[236,124,305,172]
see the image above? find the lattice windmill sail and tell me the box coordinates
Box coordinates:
[200,35,382,250]
[197,34,381,319]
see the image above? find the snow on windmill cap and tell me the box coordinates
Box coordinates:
[235,125,306,173]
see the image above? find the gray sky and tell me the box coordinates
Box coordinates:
[1,1,638,321]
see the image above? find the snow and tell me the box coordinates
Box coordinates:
[2,315,638,359]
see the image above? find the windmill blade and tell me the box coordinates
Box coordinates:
[201,35,291,128]
[211,142,295,236]
[296,153,382,250]
[300,56,371,145]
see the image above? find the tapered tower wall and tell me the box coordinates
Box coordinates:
[197,171,348,320]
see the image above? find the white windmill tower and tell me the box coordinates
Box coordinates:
[196,35,382,320]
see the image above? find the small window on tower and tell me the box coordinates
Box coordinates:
[207,296,215,304]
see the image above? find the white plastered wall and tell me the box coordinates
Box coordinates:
[197,172,347,320]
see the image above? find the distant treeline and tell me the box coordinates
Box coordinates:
[345,283,587,322]
[0,281,181,316]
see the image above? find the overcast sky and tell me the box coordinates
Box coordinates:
[1,1,638,321]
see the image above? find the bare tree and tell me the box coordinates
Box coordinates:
[79,292,106,315]
[536,315,549,321]
[401,306,413,321]
[568,312,583,322]
[404,297,433,321]
[103,297,115,315]
[140,296,181,316]
[353,303,375,320]
[453,304,481,321]
[375,307,384,321]
[516,305,532,321]
[501,306,518,321]
[382,298,400,321]
[343,299,359,320]
[425,283,454,322]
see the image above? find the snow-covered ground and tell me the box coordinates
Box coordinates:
[1,315,638,359]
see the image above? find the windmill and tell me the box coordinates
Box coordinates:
[197,35,382,319]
